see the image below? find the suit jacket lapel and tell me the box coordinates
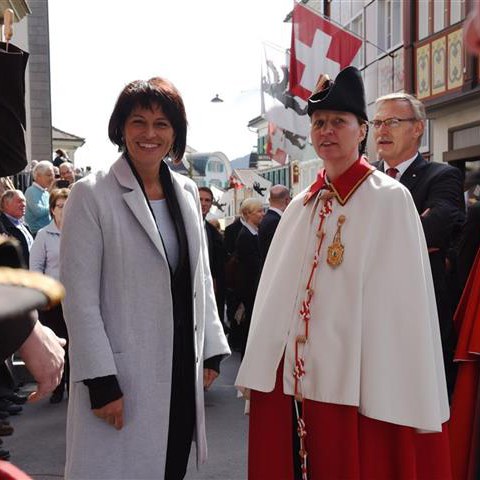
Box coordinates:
[399,153,426,191]
[111,156,168,261]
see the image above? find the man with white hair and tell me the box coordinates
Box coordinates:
[24,161,54,236]
[0,190,33,265]
[59,162,75,186]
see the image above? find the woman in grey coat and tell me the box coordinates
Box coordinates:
[60,78,230,480]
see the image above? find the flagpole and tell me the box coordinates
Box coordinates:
[291,0,395,61]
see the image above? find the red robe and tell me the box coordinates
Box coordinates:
[249,359,451,480]
[449,249,480,480]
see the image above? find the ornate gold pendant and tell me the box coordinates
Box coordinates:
[327,215,346,268]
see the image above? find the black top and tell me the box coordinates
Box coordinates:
[258,209,281,263]
[0,42,29,176]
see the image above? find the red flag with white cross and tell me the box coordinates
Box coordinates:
[289,3,362,101]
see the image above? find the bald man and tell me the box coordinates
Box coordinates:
[258,185,291,262]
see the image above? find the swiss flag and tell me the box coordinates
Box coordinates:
[289,3,362,101]
[266,122,287,165]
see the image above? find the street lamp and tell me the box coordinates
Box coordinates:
[211,94,224,103]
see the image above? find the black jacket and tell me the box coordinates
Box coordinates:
[373,154,465,371]
[204,220,226,322]
[258,209,281,263]
[224,218,243,256]
[0,212,31,265]
[235,226,262,309]
[374,154,465,252]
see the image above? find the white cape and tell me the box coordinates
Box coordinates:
[236,170,449,432]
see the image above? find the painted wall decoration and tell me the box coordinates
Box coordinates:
[432,37,446,95]
[417,44,431,99]
[448,29,463,90]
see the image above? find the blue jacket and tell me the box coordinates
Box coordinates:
[24,183,50,234]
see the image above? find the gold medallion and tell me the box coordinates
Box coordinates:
[327,215,346,268]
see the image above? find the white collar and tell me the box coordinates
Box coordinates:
[244,222,258,236]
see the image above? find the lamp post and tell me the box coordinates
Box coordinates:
[210,94,224,103]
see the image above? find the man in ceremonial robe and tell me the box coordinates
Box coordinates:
[236,67,451,480]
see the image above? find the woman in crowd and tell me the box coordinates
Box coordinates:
[236,67,451,480]
[60,77,230,480]
[29,188,69,404]
[234,198,264,357]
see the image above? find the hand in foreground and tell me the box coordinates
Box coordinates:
[18,318,66,402]
[203,368,219,390]
[464,1,480,55]
[93,397,124,430]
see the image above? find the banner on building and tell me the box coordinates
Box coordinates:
[266,121,309,165]
[261,43,308,162]
[289,3,363,101]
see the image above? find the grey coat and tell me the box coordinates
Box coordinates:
[60,156,230,480]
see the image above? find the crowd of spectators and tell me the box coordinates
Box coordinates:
[0,151,78,460]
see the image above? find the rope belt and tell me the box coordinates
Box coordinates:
[293,191,334,480]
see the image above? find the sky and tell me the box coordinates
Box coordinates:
[48,0,294,171]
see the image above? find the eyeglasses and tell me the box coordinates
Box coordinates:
[370,117,417,129]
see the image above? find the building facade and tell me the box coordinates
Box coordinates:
[312,0,476,174]
[52,126,85,163]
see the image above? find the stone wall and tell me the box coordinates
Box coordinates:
[26,0,52,161]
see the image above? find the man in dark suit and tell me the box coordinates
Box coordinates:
[258,185,290,263]
[0,190,33,265]
[372,92,465,395]
[198,187,227,332]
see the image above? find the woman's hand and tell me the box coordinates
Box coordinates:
[93,397,124,430]
[203,368,219,390]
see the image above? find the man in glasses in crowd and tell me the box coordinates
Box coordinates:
[372,92,465,397]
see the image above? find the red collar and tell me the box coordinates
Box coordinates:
[303,156,375,206]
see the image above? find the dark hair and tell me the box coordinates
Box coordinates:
[49,188,70,216]
[198,186,214,201]
[108,77,187,163]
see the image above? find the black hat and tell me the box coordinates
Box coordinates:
[307,66,368,121]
